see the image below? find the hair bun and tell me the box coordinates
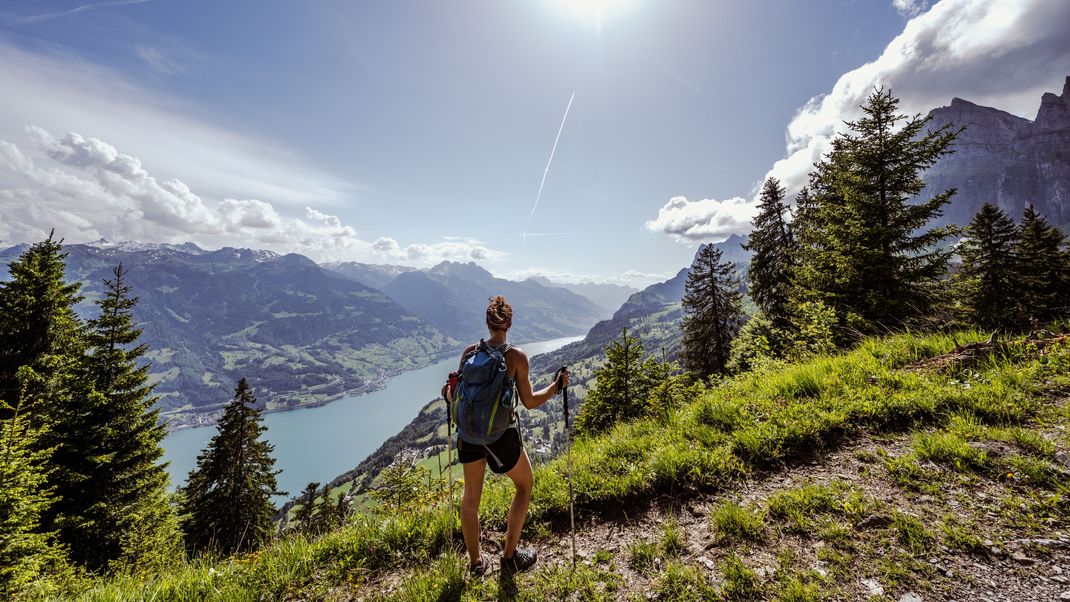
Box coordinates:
[486,295,513,331]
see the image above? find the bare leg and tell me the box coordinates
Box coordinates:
[460,459,487,565]
[502,449,533,558]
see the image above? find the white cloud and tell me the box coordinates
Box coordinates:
[0,42,354,209]
[507,266,669,288]
[644,196,757,243]
[0,126,503,267]
[892,0,931,17]
[766,0,1070,199]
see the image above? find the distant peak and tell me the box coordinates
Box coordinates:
[1063,75,1070,100]
[428,260,492,280]
[949,97,977,108]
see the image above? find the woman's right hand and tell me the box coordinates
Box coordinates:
[556,367,570,390]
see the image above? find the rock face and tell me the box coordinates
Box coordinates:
[925,76,1070,229]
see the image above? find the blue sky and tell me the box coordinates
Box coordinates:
[1,0,1068,286]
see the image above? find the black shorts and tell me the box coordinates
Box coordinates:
[458,427,522,474]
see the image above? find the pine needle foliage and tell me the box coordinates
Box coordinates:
[179,378,284,556]
[574,328,682,436]
[0,233,85,423]
[1015,205,1070,325]
[0,369,65,597]
[49,265,179,573]
[791,88,961,334]
[956,202,1020,329]
[744,177,795,328]
[680,244,743,379]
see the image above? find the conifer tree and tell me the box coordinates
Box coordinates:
[0,234,84,423]
[46,265,179,572]
[744,177,794,328]
[1015,205,1069,325]
[956,203,1020,329]
[792,88,960,333]
[680,244,743,379]
[0,368,65,596]
[574,328,653,436]
[292,482,320,533]
[179,378,283,556]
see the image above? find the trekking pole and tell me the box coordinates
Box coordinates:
[559,366,576,567]
[446,393,455,547]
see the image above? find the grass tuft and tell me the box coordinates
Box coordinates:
[710,500,765,542]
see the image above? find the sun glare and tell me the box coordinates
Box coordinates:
[550,0,637,33]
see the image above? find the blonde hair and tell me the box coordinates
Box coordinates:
[486,295,513,332]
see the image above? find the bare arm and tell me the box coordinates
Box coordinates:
[513,350,569,410]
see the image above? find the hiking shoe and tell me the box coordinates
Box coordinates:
[467,555,488,578]
[500,547,537,575]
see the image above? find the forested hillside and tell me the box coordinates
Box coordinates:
[0,241,455,428]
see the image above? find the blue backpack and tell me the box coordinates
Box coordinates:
[453,340,516,445]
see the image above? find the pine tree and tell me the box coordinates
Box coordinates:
[574,328,653,436]
[179,378,283,556]
[0,234,84,423]
[371,460,423,512]
[1015,205,1069,326]
[956,203,1020,329]
[680,244,743,379]
[45,265,179,572]
[792,88,960,333]
[744,177,794,328]
[292,482,320,533]
[0,368,65,596]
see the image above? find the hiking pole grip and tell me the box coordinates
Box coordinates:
[556,366,570,428]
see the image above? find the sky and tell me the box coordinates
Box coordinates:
[0,0,1068,287]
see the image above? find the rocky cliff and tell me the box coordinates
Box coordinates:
[925,76,1070,229]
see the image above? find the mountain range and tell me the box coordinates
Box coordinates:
[0,240,460,428]
[0,241,603,429]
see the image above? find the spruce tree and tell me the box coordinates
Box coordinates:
[47,264,179,572]
[292,482,320,533]
[0,368,65,596]
[792,88,960,333]
[0,234,84,423]
[957,203,1020,330]
[574,328,654,436]
[1016,205,1069,326]
[680,244,743,379]
[744,177,794,328]
[179,378,283,556]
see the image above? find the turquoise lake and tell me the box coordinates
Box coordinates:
[161,335,581,502]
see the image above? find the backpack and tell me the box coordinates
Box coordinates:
[452,340,516,445]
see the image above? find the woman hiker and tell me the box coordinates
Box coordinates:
[443,295,569,576]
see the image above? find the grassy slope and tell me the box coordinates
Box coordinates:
[55,332,1070,601]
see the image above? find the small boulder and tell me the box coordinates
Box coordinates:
[1010,551,1035,566]
[861,578,884,596]
[900,593,923,602]
[856,514,893,530]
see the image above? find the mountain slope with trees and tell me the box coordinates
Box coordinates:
[0,242,455,428]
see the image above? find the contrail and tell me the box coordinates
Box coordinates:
[11,0,154,24]
[530,92,575,218]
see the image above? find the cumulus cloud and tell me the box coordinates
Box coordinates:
[644,196,757,243]
[765,0,1070,198]
[0,126,503,267]
[892,0,931,17]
